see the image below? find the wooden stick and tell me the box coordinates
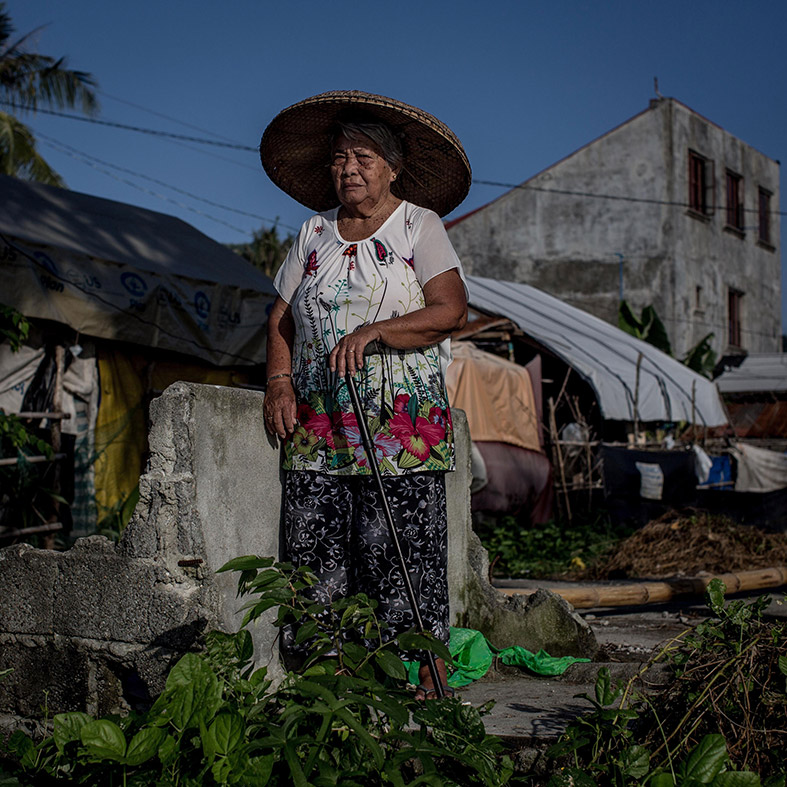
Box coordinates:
[495,566,787,609]
[0,522,63,540]
[0,453,67,467]
[633,352,642,442]
[15,412,72,421]
[548,396,571,523]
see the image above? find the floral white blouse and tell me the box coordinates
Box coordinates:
[273,201,465,476]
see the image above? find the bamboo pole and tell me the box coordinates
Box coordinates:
[633,352,643,443]
[548,396,571,523]
[495,566,787,609]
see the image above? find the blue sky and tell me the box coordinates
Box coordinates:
[9,0,787,328]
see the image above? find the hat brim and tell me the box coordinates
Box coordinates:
[260,91,471,218]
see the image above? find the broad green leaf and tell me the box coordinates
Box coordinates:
[207,712,245,757]
[778,655,787,677]
[375,649,407,680]
[648,774,676,787]
[244,754,274,783]
[620,744,650,778]
[295,620,319,645]
[678,734,728,783]
[53,711,92,753]
[125,726,167,766]
[594,667,620,706]
[80,719,127,762]
[706,579,727,616]
[217,555,274,573]
[158,734,178,766]
[7,731,36,769]
[713,773,761,786]
[333,707,384,767]
[159,653,223,730]
[396,631,451,662]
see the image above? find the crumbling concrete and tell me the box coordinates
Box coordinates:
[0,381,596,729]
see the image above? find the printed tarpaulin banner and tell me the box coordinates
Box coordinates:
[1,235,273,367]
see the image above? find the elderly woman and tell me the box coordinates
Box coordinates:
[260,91,470,699]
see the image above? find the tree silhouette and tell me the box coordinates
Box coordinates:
[0,2,97,185]
[227,224,294,279]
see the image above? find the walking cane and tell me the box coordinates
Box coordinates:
[344,371,445,699]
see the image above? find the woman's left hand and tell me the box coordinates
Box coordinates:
[329,323,382,377]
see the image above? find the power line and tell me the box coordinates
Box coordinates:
[473,179,787,218]
[10,99,784,219]
[37,132,300,232]
[96,89,246,146]
[1,100,258,151]
[38,137,250,235]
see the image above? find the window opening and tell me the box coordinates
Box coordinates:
[688,150,714,217]
[725,171,743,231]
[728,288,743,348]
[758,188,772,246]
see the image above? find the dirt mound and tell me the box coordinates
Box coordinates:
[595,510,787,579]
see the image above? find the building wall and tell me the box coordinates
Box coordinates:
[448,98,781,358]
[665,100,781,357]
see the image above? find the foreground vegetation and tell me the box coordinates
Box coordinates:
[473,510,634,579]
[1,561,783,784]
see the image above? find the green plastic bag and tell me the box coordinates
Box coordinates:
[496,646,590,676]
[406,626,493,687]
[406,627,590,688]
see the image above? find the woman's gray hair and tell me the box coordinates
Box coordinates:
[332,120,404,174]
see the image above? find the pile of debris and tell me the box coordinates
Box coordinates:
[595,510,787,579]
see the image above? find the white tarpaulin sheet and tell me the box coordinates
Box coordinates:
[465,275,729,426]
[729,442,787,492]
[0,175,276,366]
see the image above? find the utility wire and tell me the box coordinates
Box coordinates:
[1,100,258,151]
[10,99,784,218]
[473,179,787,218]
[36,132,300,232]
[96,89,246,145]
[38,137,250,235]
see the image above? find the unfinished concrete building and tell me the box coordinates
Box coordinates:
[447,97,781,360]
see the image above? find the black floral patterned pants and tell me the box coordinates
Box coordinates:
[281,470,449,659]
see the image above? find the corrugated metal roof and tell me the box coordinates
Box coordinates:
[716,354,787,394]
[466,275,729,427]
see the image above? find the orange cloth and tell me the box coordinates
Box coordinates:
[446,342,541,453]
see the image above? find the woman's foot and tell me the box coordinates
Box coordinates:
[414,658,453,700]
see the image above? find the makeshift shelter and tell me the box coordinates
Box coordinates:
[459,275,730,523]
[716,354,787,438]
[446,341,552,521]
[0,175,276,536]
[465,275,728,428]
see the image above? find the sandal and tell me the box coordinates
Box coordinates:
[415,683,456,701]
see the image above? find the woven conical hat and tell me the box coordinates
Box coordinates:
[260,90,471,217]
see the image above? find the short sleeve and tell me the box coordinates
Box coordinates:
[272,221,310,304]
[411,208,468,295]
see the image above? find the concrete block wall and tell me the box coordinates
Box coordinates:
[0,381,595,728]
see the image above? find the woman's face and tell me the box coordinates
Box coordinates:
[330,133,396,213]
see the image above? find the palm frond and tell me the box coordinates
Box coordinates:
[0,2,98,114]
[0,110,64,186]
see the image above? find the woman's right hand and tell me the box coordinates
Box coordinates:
[264,377,297,439]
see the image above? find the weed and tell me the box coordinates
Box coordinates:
[0,557,515,786]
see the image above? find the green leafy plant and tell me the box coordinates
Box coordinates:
[545,580,787,783]
[0,303,30,351]
[474,512,633,579]
[618,301,673,355]
[0,557,514,786]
